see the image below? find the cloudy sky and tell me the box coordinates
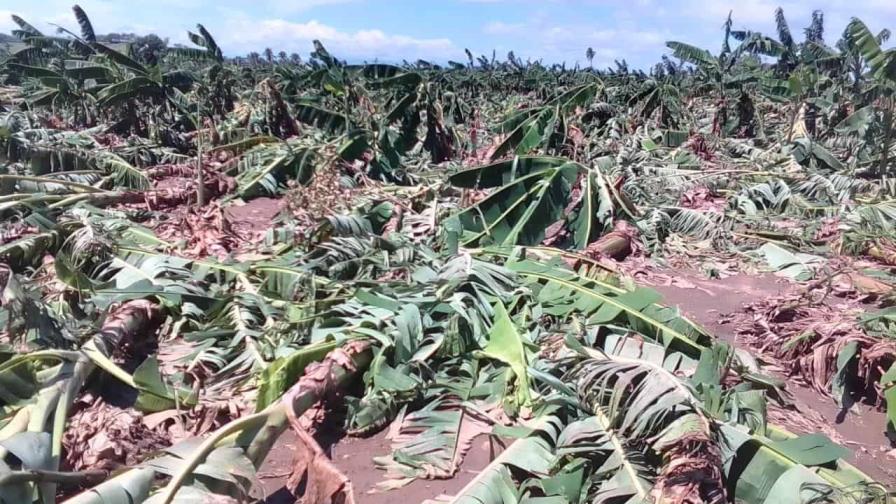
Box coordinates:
[0,0,894,67]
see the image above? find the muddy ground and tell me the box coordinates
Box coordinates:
[224,197,284,239]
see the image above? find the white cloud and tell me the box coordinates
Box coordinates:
[479,14,669,66]
[1,2,459,62]
[215,17,458,61]
[0,11,16,34]
[690,0,790,25]
[2,1,176,38]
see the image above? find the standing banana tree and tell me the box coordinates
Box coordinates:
[847,18,896,176]
[665,38,757,137]
[7,61,112,125]
[732,8,831,74]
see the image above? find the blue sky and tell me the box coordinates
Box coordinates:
[1,0,894,68]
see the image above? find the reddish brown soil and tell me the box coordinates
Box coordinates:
[226,197,284,233]
[653,269,896,485]
[259,429,502,503]
[652,272,787,342]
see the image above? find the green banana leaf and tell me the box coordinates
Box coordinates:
[447,157,614,249]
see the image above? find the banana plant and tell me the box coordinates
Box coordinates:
[732,8,832,75]
[0,299,163,502]
[846,18,896,176]
[436,327,882,503]
[6,61,111,125]
[165,24,223,63]
[62,340,373,504]
[665,35,759,137]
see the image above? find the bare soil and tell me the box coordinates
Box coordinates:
[225,197,285,236]
[653,269,896,484]
[259,429,503,503]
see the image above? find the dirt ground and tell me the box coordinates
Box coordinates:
[225,197,284,238]
[653,270,896,485]
[259,429,503,503]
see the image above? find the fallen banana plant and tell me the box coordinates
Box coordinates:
[4,7,896,502]
[0,300,164,501]
[64,340,372,504]
[431,332,885,503]
[446,156,631,250]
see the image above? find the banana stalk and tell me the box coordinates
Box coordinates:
[0,300,163,500]
[64,340,373,504]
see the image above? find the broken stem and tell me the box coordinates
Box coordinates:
[155,341,373,504]
[0,469,107,487]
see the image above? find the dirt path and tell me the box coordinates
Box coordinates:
[653,270,896,485]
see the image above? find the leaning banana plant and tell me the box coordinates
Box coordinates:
[490,83,600,159]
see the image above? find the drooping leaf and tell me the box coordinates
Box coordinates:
[453,161,576,246]
[757,243,823,281]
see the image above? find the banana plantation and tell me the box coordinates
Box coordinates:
[3,4,896,503]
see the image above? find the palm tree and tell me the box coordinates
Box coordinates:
[586,46,595,69]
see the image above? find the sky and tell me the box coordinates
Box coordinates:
[0,0,894,68]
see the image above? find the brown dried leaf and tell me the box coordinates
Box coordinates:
[286,428,355,504]
[63,396,168,472]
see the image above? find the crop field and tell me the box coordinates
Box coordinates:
[1,4,896,504]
